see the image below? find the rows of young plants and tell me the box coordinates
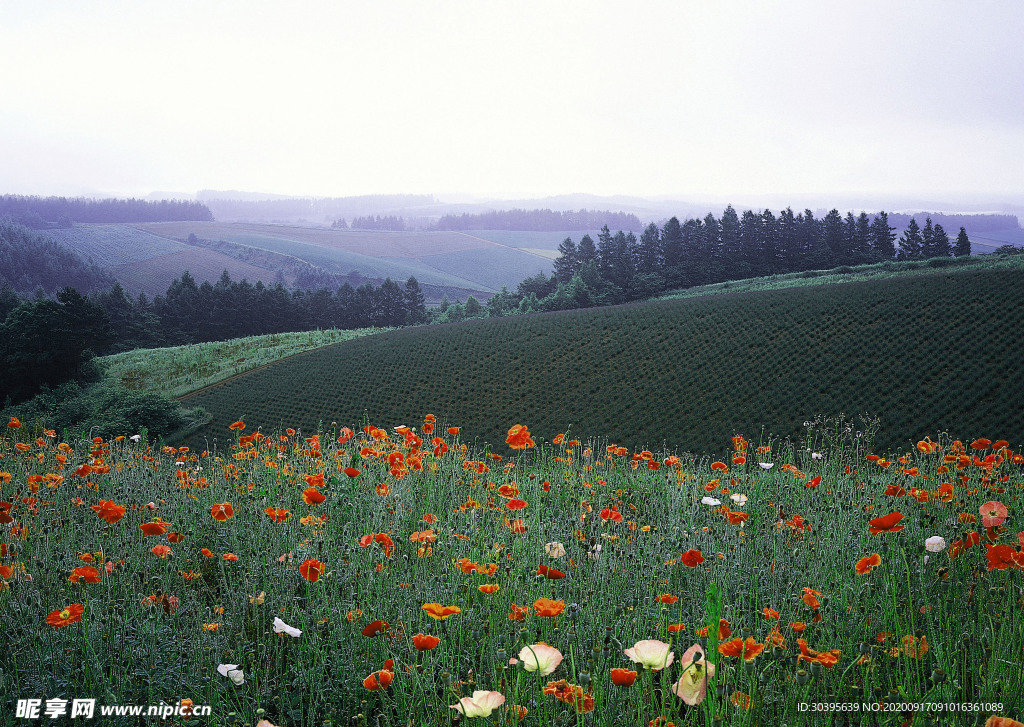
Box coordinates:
[1,415,1021,726]
[176,264,1024,456]
[100,328,391,399]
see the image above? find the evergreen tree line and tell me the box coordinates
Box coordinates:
[542,207,972,306]
[0,271,430,406]
[0,195,213,227]
[348,215,407,231]
[433,208,644,232]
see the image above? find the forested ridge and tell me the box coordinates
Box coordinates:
[0,195,212,226]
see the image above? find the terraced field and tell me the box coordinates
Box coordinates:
[174,259,1024,455]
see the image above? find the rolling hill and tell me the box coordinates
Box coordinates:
[171,255,1024,455]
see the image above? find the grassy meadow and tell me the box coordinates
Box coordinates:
[0,414,1021,726]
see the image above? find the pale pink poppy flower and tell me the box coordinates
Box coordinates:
[671,644,716,705]
[980,501,1008,528]
[450,690,505,717]
[518,643,562,676]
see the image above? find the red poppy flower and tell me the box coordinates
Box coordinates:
[868,512,905,535]
[599,506,623,523]
[884,485,906,497]
[610,668,637,687]
[806,476,821,489]
[536,564,566,580]
[710,461,728,472]
[497,484,520,498]
[986,544,1024,571]
[422,512,438,524]
[265,507,291,523]
[506,498,528,511]
[167,532,185,543]
[228,421,245,431]
[68,566,101,583]
[855,553,882,575]
[478,583,500,594]
[790,621,806,632]
[667,623,686,632]
[508,604,530,621]
[680,549,704,567]
[654,594,679,604]
[201,548,214,558]
[362,619,390,637]
[796,638,840,668]
[302,487,326,505]
[210,502,234,521]
[151,544,173,559]
[140,522,168,537]
[299,558,326,582]
[412,633,440,651]
[506,519,527,534]
[91,499,126,524]
[47,603,85,628]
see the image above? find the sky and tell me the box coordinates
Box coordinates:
[1,0,1022,205]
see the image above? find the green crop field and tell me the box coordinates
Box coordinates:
[172,258,1024,456]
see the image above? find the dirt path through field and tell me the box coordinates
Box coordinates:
[452,231,555,260]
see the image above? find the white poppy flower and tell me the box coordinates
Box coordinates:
[701,497,722,507]
[758,462,774,470]
[924,536,946,553]
[217,663,245,685]
[273,617,302,638]
[729,494,748,506]
[544,542,566,558]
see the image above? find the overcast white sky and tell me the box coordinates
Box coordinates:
[1,0,1022,203]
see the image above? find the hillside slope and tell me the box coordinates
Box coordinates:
[173,260,1024,454]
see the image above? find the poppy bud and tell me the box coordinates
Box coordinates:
[810,661,824,677]
[795,669,810,685]
[716,683,728,698]
[858,642,870,655]
[930,668,946,684]
[579,671,590,686]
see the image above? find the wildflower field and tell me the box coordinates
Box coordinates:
[2,414,1022,726]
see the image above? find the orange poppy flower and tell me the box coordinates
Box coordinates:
[534,598,565,617]
[506,424,535,450]
[536,564,566,580]
[901,634,929,659]
[497,484,519,498]
[508,603,530,621]
[543,679,594,714]
[265,507,291,523]
[47,603,85,628]
[210,502,234,521]
[695,618,731,640]
[654,594,679,604]
[68,566,101,583]
[410,530,436,543]
[363,659,395,690]
[506,519,527,534]
[971,438,992,450]
[762,608,780,620]
[151,545,173,559]
[362,619,390,637]
[412,633,440,651]
[855,553,882,575]
[710,461,728,472]
[228,421,245,430]
[140,522,168,537]
[790,621,806,632]
[868,512,905,535]
[667,623,686,632]
[796,638,841,668]
[299,558,326,582]
[726,511,749,525]
[478,584,500,594]
[201,548,214,558]
[801,588,822,609]
[610,668,637,687]
[422,603,461,620]
[718,636,765,662]
[91,500,126,524]
[302,487,326,505]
